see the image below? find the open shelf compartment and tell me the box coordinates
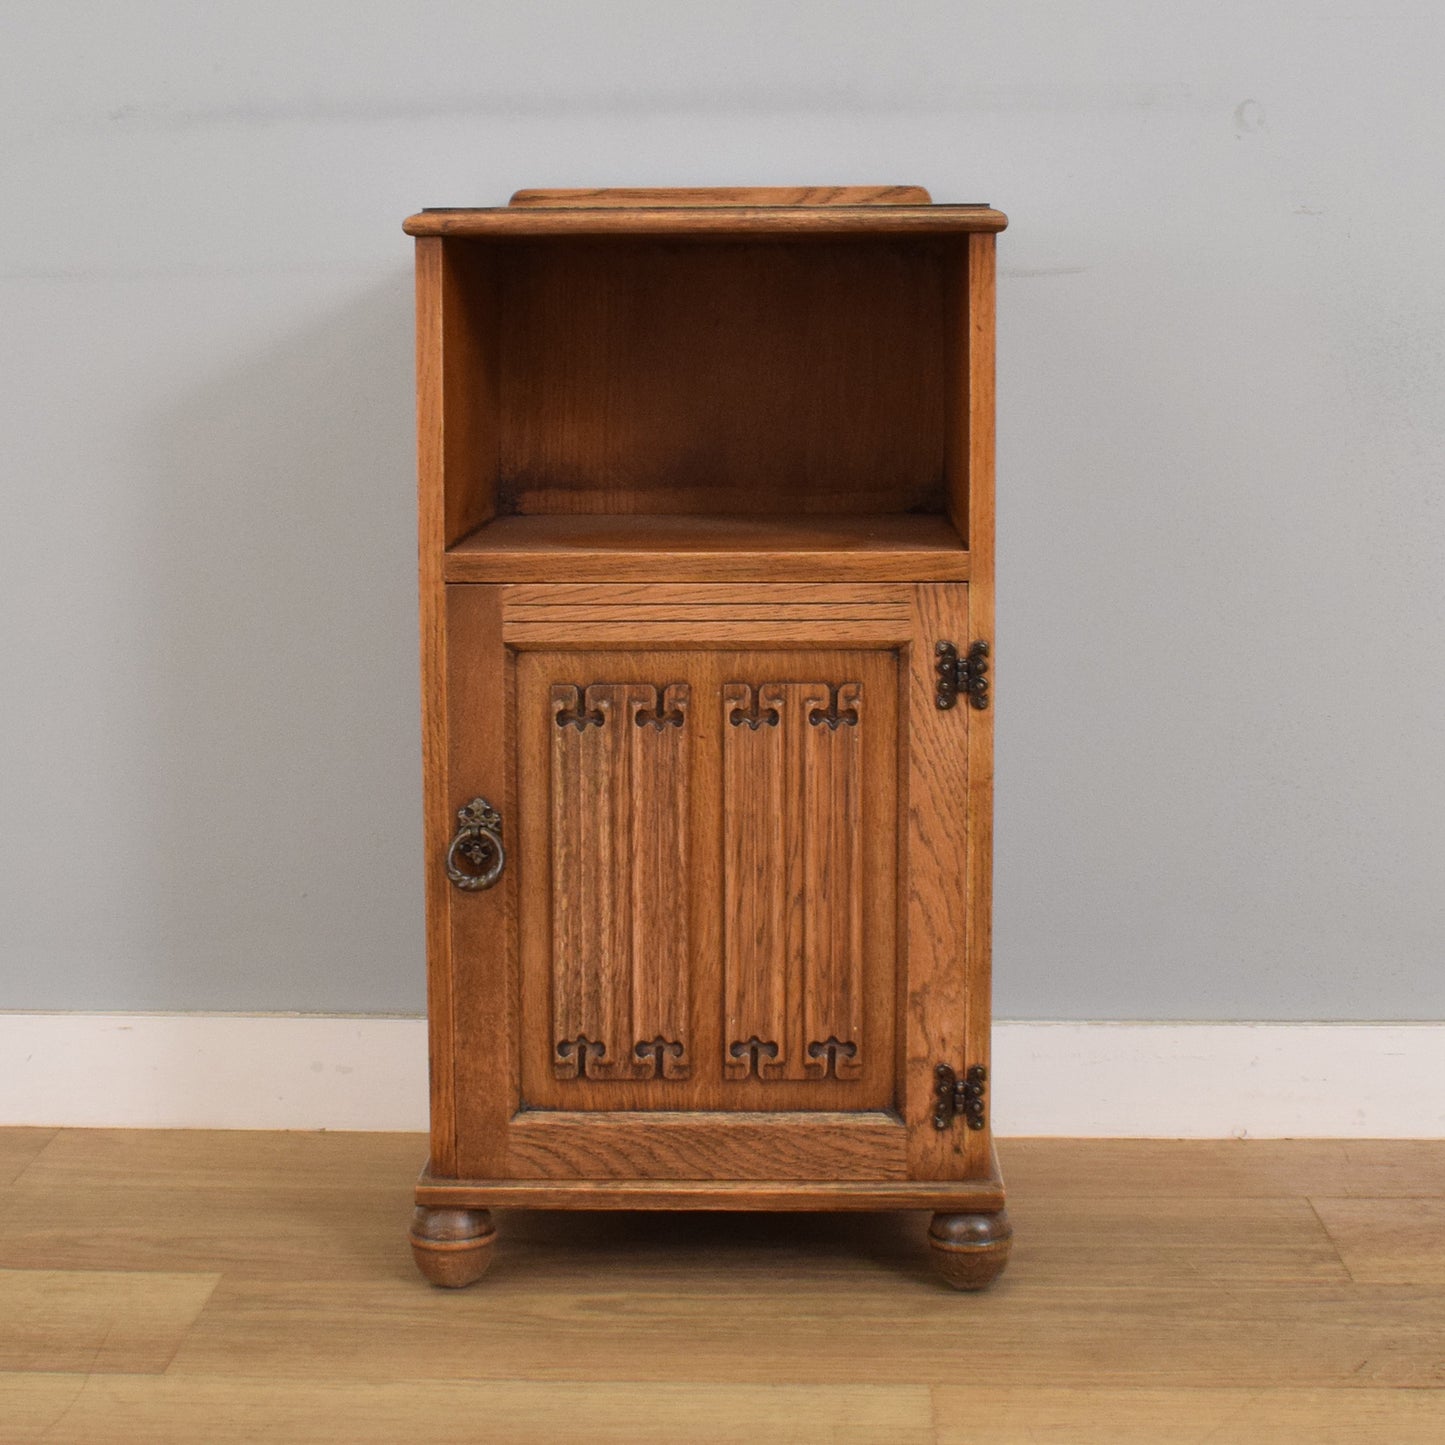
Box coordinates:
[417,198,990,583]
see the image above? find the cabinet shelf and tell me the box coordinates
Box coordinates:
[442,513,970,584]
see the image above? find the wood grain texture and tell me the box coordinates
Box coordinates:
[5,1126,421,1195]
[802,681,866,1080]
[415,1175,1004,1211]
[515,645,898,1118]
[504,582,912,623]
[170,1271,1445,1389]
[0,1183,423,1282]
[721,682,866,1082]
[942,240,966,542]
[721,682,790,1081]
[548,681,636,1079]
[962,233,997,1183]
[516,656,684,1112]
[437,246,498,549]
[403,206,1008,237]
[904,584,976,1179]
[0,1127,54,1186]
[502,1112,908,1182]
[718,651,897,1112]
[935,1387,1445,1445]
[1311,1197,1445,1283]
[506,582,914,607]
[548,682,691,1081]
[414,238,457,1176]
[5,1125,1434,1208]
[997,1137,1445,1200]
[493,240,947,516]
[503,589,915,646]
[5,1130,1443,1439]
[0,1268,217,1374]
[414,238,497,555]
[1002,1196,1351,1287]
[509,186,934,208]
[444,513,970,583]
[24,1380,1445,1444]
[446,586,517,1180]
[511,604,904,622]
[505,618,910,648]
[628,686,693,1082]
[0,1376,935,1445]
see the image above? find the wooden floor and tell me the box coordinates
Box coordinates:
[0,1132,1441,1442]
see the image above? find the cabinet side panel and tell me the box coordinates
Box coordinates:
[419,234,503,1175]
[415,240,455,1171]
[447,585,516,1178]
[944,232,996,566]
[905,584,974,1179]
[943,238,969,543]
[965,232,997,590]
[439,241,498,548]
[963,232,997,1179]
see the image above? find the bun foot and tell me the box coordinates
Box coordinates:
[409,1206,496,1288]
[928,1208,1012,1291]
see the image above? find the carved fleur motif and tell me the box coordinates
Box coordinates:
[806,683,861,730]
[555,1035,608,1079]
[726,685,782,729]
[634,1035,689,1079]
[727,1036,781,1078]
[556,684,690,730]
[805,1036,860,1078]
[634,685,689,731]
[553,686,606,731]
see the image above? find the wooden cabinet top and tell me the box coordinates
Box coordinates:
[404,185,1007,238]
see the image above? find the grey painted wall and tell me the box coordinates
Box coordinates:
[2,3,1442,1019]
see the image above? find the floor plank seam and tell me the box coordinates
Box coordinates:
[4,1127,60,1188]
[1305,1195,1358,1283]
[1193,1389,1267,1443]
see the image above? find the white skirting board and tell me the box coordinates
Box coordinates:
[0,1014,1440,1137]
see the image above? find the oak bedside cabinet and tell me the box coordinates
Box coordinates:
[402,186,1010,1290]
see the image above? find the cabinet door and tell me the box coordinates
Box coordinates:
[439,583,986,1184]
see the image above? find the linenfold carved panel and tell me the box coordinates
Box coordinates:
[722,681,865,1081]
[549,683,692,1080]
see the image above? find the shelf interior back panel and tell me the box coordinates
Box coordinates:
[465,238,954,517]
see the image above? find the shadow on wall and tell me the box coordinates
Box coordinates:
[133,272,426,1013]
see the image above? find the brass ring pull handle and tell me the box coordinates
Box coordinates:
[445,797,505,891]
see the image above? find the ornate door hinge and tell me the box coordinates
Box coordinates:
[933,1063,988,1130]
[935,641,990,710]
